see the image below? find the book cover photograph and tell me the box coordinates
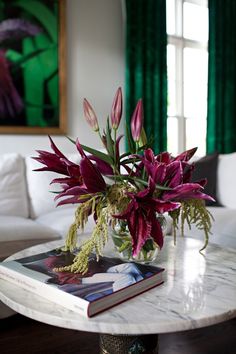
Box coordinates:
[0,248,164,317]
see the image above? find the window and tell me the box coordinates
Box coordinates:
[166,0,208,156]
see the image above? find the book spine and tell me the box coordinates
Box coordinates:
[0,265,89,317]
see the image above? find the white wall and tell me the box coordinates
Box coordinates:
[0,0,125,156]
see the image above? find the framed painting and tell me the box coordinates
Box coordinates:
[0,0,66,134]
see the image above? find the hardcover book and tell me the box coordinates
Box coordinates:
[0,248,164,317]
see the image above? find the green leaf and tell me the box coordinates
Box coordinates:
[34,36,58,80]
[143,239,155,252]
[105,117,114,157]
[7,47,51,72]
[33,35,58,109]
[67,137,113,165]
[13,0,57,42]
[107,175,173,191]
[81,144,113,165]
[120,151,131,159]
[20,21,58,126]
[67,136,76,144]
[24,101,56,109]
[125,122,136,153]
[5,49,22,63]
[118,241,132,253]
[121,157,141,165]
[23,37,45,126]
[47,70,58,106]
[112,236,123,248]
[120,144,147,160]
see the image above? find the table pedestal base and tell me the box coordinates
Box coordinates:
[99,333,158,354]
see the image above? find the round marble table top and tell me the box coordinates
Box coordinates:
[0,237,236,335]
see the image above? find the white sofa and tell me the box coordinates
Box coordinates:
[183,152,236,249]
[0,153,95,318]
[1,151,236,318]
[0,153,74,261]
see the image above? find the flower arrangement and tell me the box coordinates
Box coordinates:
[33,88,214,274]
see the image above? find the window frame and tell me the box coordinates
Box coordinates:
[167,0,208,154]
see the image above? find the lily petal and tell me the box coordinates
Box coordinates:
[48,136,66,159]
[150,213,164,249]
[166,161,183,188]
[129,210,151,256]
[174,147,198,162]
[80,157,106,193]
[89,155,114,175]
[156,152,172,164]
[163,183,215,202]
[153,200,181,214]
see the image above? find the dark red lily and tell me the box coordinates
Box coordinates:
[33,136,81,177]
[142,149,167,183]
[141,147,214,203]
[173,147,198,162]
[55,186,91,206]
[76,139,107,193]
[114,178,180,256]
[88,155,114,175]
[162,183,215,203]
[33,136,83,198]
[56,141,108,206]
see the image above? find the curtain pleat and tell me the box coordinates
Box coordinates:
[125,0,167,153]
[207,0,236,153]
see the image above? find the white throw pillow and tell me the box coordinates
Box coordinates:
[0,153,29,217]
[26,153,81,218]
[217,152,236,208]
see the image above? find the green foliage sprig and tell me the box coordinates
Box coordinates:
[63,196,101,252]
[57,184,131,274]
[169,199,214,252]
[57,200,108,274]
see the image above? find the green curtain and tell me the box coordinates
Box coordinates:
[207,0,236,153]
[125,0,167,153]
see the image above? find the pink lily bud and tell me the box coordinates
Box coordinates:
[131,99,143,142]
[111,87,122,129]
[83,98,99,132]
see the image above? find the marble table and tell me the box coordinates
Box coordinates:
[0,237,236,353]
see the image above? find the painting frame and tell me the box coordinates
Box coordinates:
[0,0,66,134]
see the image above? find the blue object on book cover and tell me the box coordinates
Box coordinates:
[0,248,165,317]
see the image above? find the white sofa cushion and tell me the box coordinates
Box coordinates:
[182,207,236,249]
[217,152,236,208]
[36,206,96,238]
[0,154,28,217]
[0,216,60,242]
[26,153,80,218]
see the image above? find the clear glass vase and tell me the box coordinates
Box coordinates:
[111,215,166,264]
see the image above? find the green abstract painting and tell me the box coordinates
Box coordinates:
[0,0,66,134]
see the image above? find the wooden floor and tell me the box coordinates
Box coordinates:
[0,314,236,354]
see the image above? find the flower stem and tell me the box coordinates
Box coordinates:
[113,128,117,173]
